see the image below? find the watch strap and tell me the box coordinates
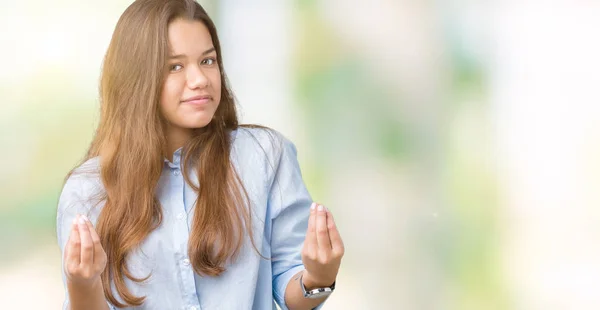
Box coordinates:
[300,273,336,299]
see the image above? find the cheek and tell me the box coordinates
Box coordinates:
[211,72,222,101]
[160,78,182,114]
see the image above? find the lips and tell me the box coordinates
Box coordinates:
[181,95,212,105]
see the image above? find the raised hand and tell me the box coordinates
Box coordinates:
[301,202,344,289]
[64,214,107,288]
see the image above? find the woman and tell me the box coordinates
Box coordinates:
[56,0,343,309]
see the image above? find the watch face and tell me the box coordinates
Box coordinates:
[300,274,335,299]
[303,285,334,299]
[306,290,333,299]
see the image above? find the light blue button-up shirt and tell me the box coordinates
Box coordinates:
[56,128,325,310]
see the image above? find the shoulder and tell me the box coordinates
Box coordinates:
[66,156,102,185]
[230,126,302,185]
[59,157,104,207]
[231,126,296,163]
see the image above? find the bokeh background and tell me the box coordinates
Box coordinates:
[1,0,600,309]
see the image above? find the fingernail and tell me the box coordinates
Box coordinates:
[317,204,324,212]
[310,203,316,211]
[81,215,89,222]
[78,216,86,224]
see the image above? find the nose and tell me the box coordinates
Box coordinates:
[186,65,209,89]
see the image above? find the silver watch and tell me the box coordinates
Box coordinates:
[300,273,336,299]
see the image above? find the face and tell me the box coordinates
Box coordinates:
[160,18,221,139]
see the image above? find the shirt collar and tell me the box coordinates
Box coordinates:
[164,147,183,169]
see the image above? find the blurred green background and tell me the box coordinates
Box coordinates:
[2,1,600,309]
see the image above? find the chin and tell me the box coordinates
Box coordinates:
[183,117,214,129]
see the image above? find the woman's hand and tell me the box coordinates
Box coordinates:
[64,214,107,289]
[301,202,345,289]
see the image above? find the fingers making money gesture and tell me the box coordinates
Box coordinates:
[301,202,344,288]
[64,214,107,288]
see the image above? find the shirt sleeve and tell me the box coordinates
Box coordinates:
[56,172,116,310]
[269,136,326,310]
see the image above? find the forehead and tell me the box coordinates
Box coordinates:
[167,18,214,55]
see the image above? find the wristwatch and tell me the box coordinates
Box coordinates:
[299,273,336,299]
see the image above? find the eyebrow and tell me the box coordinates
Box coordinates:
[168,47,216,59]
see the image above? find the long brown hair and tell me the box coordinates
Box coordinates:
[76,0,261,306]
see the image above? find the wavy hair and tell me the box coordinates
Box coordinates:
[74,0,263,306]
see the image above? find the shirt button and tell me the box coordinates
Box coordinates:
[183,258,191,266]
[188,306,197,310]
[173,170,180,176]
[177,212,185,220]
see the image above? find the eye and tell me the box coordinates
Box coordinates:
[169,64,183,72]
[201,57,216,66]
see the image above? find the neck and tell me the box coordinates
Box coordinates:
[165,125,193,162]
